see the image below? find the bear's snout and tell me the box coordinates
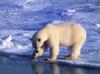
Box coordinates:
[34,50,39,53]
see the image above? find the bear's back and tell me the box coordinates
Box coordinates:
[45,22,86,46]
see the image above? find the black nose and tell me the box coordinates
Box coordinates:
[35,50,39,53]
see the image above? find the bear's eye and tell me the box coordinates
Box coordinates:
[37,38,41,42]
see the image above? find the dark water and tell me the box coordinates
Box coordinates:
[0,57,100,74]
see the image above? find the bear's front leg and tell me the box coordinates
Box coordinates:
[46,46,59,61]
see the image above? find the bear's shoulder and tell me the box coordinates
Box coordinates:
[44,24,56,29]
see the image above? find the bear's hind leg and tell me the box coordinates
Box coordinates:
[70,40,85,60]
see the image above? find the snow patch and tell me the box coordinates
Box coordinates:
[61,9,76,18]
[51,20,64,24]
[96,23,100,28]
[66,9,76,13]
[0,35,13,48]
[15,44,24,49]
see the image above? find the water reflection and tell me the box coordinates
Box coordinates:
[31,62,84,74]
[0,56,100,74]
[31,62,44,74]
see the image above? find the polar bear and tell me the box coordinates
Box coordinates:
[31,22,86,61]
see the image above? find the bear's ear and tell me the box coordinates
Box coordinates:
[29,38,32,41]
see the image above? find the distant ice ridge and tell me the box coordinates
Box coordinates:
[0,35,13,48]
[0,34,32,54]
[22,0,35,4]
[19,0,51,11]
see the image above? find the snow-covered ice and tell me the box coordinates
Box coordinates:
[0,0,100,68]
[1,35,13,48]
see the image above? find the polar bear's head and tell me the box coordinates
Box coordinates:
[32,30,48,59]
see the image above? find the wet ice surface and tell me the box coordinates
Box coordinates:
[0,56,100,74]
[0,0,100,69]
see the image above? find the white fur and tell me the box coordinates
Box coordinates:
[32,22,86,61]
